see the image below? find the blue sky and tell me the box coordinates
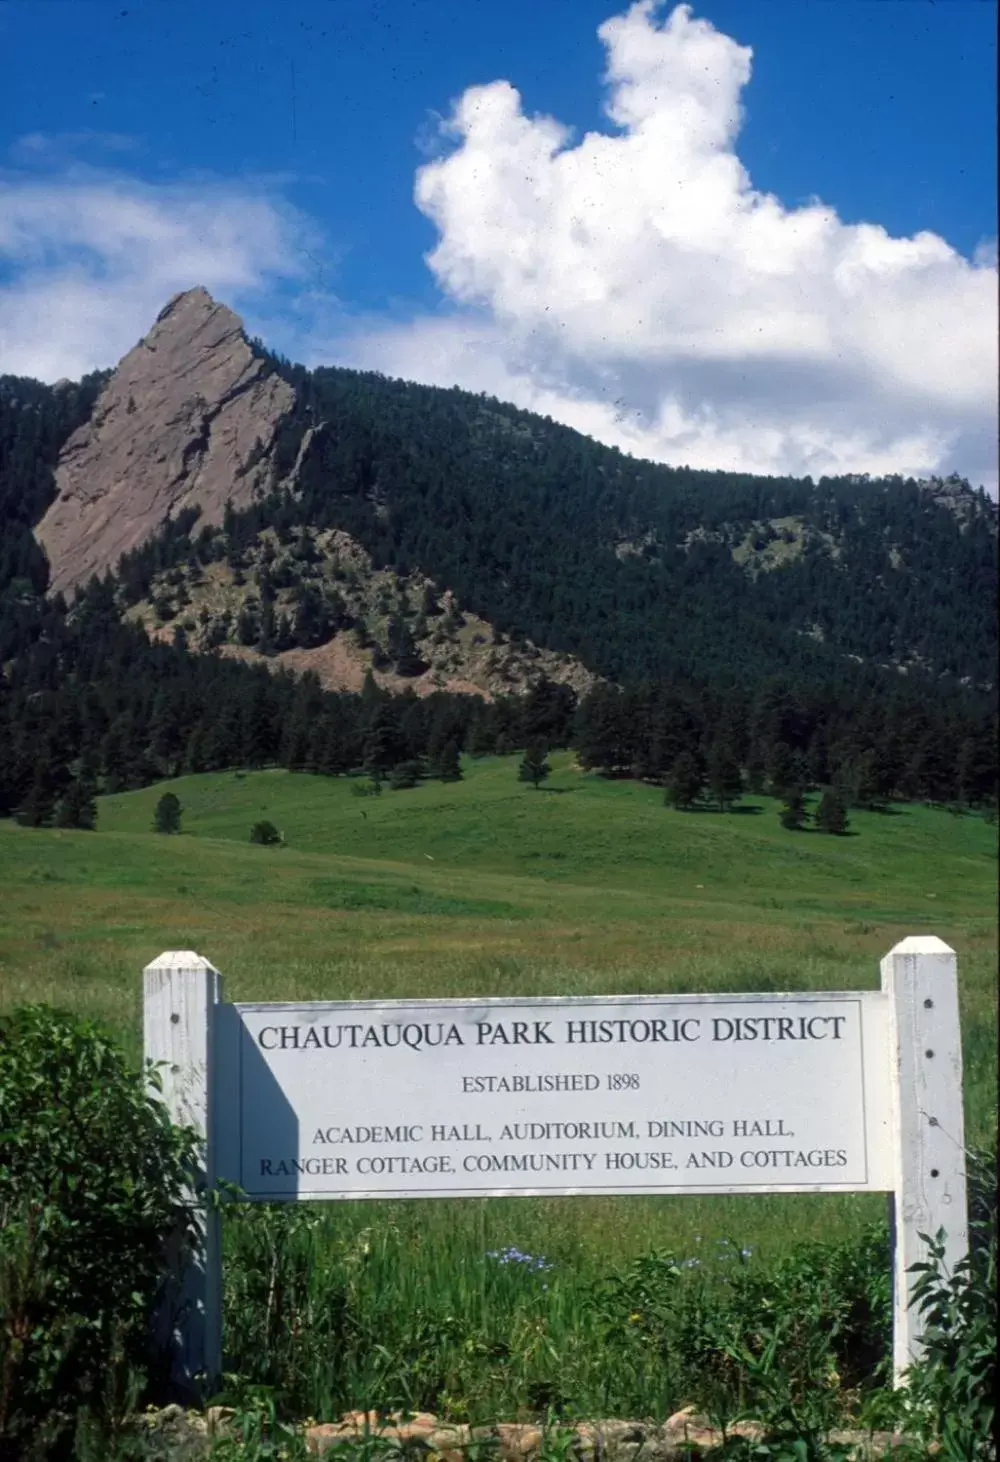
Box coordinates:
[0,0,997,488]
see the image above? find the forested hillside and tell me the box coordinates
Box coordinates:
[0,315,996,828]
[258,352,997,689]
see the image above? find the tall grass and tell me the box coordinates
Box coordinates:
[221,1198,893,1425]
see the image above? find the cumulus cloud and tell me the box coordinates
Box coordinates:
[345,0,997,489]
[0,154,318,382]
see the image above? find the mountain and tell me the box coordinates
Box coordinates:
[36,287,996,692]
[253,352,997,691]
[0,287,996,825]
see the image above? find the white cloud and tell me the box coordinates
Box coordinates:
[343,0,998,490]
[0,159,318,382]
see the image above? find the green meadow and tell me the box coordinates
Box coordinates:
[2,751,995,1198]
[1,754,996,1421]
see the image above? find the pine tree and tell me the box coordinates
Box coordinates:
[767,742,807,800]
[432,739,463,782]
[15,771,57,828]
[522,677,577,748]
[388,759,423,790]
[815,789,849,835]
[845,749,882,810]
[665,751,704,810]
[55,778,98,830]
[362,705,404,780]
[779,786,808,831]
[706,742,743,812]
[236,601,259,646]
[518,743,550,789]
[154,792,182,834]
[387,616,426,677]
[467,710,496,757]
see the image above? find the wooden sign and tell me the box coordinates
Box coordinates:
[143,937,968,1398]
[213,993,892,1199]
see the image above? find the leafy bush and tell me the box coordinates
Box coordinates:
[900,1145,997,1460]
[349,779,382,798]
[587,1226,890,1427]
[250,820,282,846]
[388,760,424,791]
[0,1006,200,1457]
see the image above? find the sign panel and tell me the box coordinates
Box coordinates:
[215,992,892,1199]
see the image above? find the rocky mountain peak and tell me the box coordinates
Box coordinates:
[35,287,295,595]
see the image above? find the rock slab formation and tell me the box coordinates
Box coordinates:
[35,287,295,595]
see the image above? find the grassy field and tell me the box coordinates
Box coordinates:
[2,754,995,1421]
[1,751,994,1221]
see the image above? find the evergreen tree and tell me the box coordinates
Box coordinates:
[706,741,743,812]
[521,677,577,749]
[432,739,463,782]
[154,791,182,834]
[956,735,996,807]
[467,709,496,757]
[15,771,57,828]
[362,706,404,780]
[665,751,704,810]
[815,789,849,835]
[518,743,551,789]
[844,749,882,810]
[236,601,259,646]
[388,759,423,790]
[55,778,98,830]
[767,742,806,800]
[387,616,426,677]
[779,786,808,831]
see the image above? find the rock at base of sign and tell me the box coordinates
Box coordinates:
[303,1410,905,1459]
[135,1405,906,1459]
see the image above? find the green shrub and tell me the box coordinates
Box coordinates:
[0,1006,200,1456]
[349,779,382,798]
[250,820,282,846]
[153,791,182,834]
[587,1226,891,1427]
[900,1145,997,1459]
[388,760,424,791]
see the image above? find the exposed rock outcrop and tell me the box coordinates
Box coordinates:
[35,288,294,595]
[130,524,599,701]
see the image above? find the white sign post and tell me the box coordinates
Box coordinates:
[143,937,967,1396]
[143,951,223,1399]
[880,936,968,1381]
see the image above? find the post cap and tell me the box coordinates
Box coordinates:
[886,935,955,957]
[144,950,219,973]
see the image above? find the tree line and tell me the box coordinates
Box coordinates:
[2,588,993,830]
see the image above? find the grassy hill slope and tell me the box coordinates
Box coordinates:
[2,756,994,1172]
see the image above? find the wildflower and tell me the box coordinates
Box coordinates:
[681,1257,701,1269]
[740,1247,752,1258]
[486,1245,553,1272]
